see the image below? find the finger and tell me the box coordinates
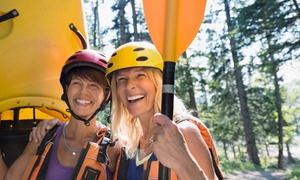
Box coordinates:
[36,124,46,142]
[45,118,61,130]
[28,127,36,142]
[31,118,59,143]
[30,127,40,143]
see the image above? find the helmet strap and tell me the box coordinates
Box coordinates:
[67,108,100,126]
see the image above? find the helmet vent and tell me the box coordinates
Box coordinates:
[107,63,113,68]
[99,59,108,65]
[67,55,77,61]
[136,56,148,61]
[111,52,117,57]
[98,53,107,58]
[133,47,145,51]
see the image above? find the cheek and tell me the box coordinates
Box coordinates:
[149,87,157,103]
[146,83,156,96]
[95,91,105,102]
[116,85,124,97]
[66,87,75,96]
[116,88,127,104]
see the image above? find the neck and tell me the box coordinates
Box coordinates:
[66,118,100,141]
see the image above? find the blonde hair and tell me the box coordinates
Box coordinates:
[110,68,188,158]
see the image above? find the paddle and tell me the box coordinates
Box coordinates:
[143,0,207,179]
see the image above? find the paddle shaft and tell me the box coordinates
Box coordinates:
[160,62,176,179]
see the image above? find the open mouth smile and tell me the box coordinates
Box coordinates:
[76,99,91,105]
[127,95,145,103]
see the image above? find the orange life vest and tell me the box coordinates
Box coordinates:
[23,124,113,180]
[23,115,224,180]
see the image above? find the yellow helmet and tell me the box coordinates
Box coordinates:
[106,42,163,82]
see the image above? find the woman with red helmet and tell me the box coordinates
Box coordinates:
[4,50,119,180]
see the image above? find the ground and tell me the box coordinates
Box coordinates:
[225,135,300,180]
[225,169,286,180]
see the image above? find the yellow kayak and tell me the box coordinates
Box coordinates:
[0,0,89,122]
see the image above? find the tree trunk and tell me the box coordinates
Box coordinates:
[130,0,138,41]
[119,0,126,44]
[223,141,228,159]
[186,61,197,113]
[274,72,284,169]
[182,52,198,115]
[223,0,261,166]
[291,0,300,16]
[266,33,285,169]
[286,141,295,164]
[265,143,270,156]
[92,0,100,48]
[232,144,236,158]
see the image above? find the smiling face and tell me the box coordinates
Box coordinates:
[67,76,105,119]
[115,67,157,119]
[65,67,107,119]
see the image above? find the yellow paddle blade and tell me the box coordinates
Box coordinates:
[143,0,207,62]
[0,0,88,120]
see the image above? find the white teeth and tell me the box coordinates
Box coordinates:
[127,95,144,101]
[76,99,91,104]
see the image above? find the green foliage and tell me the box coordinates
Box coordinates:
[96,101,111,126]
[175,57,200,111]
[285,161,300,180]
[219,156,258,175]
[259,155,279,169]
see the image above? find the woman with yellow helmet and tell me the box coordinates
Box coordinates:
[105,41,221,180]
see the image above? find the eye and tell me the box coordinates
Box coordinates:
[137,72,146,78]
[71,80,81,85]
[90,83,100,88]
[116,76,127,83]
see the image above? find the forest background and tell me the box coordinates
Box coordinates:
[83,0,300,178]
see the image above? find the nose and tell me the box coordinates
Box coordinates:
[81,84,90,94]
[126,78,137,89]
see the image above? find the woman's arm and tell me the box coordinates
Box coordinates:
[5,141,38,179]
[0,151,7,180]
[178,120,217,179]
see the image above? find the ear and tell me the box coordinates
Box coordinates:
[105,89,111,102]
[61,85,69,101]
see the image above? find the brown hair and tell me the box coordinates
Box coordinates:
[65,66,108,89]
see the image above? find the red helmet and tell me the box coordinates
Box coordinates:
[60,49,108,86]
[60,49,110,125]
[61,49,107,77]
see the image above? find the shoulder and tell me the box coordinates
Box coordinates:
[173,113,202,127]
[174,114,202,136]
